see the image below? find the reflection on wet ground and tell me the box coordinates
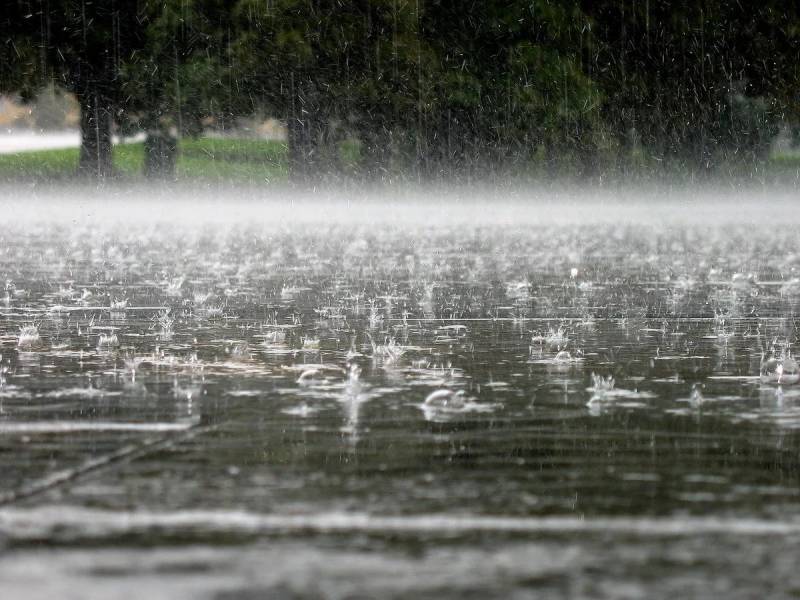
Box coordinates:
[1,214,800,597]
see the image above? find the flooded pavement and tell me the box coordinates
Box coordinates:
[2,194,800,598]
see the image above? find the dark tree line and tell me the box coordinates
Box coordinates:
[1,1,798,181]
[583,0,799,176]
[1,1,145,176]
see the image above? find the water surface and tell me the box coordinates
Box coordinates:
[1,193,800,598]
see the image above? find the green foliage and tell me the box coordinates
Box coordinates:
[1,0,798,180]
[581,0,800,173]
[119,0,237,138]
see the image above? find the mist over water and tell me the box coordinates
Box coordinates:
[6,182,800,226]
[1,184,800,598]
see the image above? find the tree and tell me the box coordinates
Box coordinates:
[119,0,237,179]
[415,0,605,179]
[0,1,147,178]
[582,0,800,175]
[231,0,423,182]
[0,3,41,101]
[231,0,603,182]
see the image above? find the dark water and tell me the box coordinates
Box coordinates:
[2,198,800,598]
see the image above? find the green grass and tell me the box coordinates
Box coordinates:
[1,136,798,184]
[0,146,85,180]
[0,137,289,183]
[178,138,287,182]
[766,153,800,175]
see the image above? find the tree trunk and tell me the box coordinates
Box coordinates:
[287,115,321,184]
[144,131,178,179]
[77,87,114,178]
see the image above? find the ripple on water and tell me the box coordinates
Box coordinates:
[3,214,800,596]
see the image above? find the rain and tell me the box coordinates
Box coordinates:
[1,2,800,599]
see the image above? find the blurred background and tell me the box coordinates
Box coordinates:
[0,1,798,185]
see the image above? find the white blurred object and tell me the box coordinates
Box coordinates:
[0,129,145,154]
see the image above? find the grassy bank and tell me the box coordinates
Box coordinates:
[0,137,289,183]
[0,136,798,185]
